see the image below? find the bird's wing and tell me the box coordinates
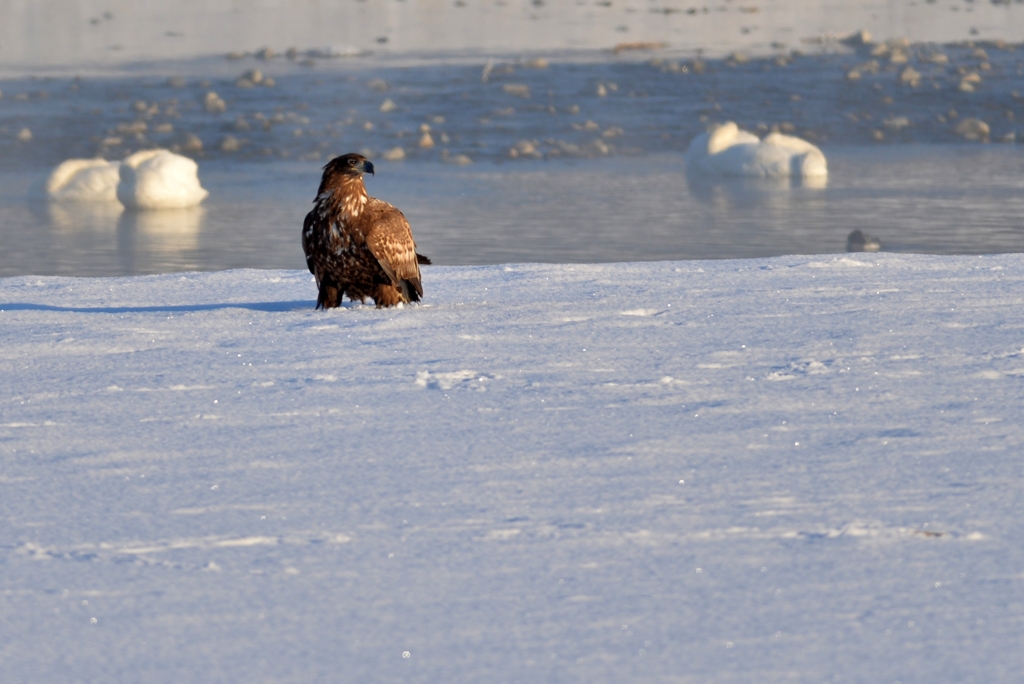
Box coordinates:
[364,199,422,296]
[301,210,317,276]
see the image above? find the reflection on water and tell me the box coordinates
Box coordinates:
[1,145,1022,278]
[14,201,213,276]
[684,172,828,211]
[115,207,206,273]
[403,145,1022,264]
[120,207,204,245]
[37,201,124,234]
[3,165,303,277]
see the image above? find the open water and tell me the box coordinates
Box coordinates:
[1,43,1022,276]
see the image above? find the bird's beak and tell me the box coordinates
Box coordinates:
[362,160,375,176]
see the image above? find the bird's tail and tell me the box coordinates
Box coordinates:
[316,278,341,309]
[403,278,422,303]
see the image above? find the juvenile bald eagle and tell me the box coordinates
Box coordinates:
[302,153,430,309]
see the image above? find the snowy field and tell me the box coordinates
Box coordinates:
[2,256,1024,682]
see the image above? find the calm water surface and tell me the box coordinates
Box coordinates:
[1,144,1022,277]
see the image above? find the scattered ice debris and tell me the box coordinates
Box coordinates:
[115,120,147,138]
[4,41,1023,166]
[954,117,990,141]
[684,122,827,179]
[117,149,209,209]
[177,132,204,153]
[611,41,665,54]
[15,127,32,141]
[203,91,226,113]
[508,139,541,158]
[236,69,265,88]
[899,66,921,87]
[959,72,982,92]
[883,116,911,131]
[840,29,872,47]
[308,45,365,59]
[381,146,405,161]
[32,159,121,202]
[846,229,882,253]
[502,83,531,98]
[219,135,242,152]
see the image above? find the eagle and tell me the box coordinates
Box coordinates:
[302,153,430,309]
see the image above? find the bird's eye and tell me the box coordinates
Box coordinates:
[348,159,356,165]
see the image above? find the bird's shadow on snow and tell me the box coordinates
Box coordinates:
[0,301,312,314]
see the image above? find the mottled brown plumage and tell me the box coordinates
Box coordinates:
[302,153,430,309]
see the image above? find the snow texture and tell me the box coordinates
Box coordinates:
[116,149,209,209]
[2,256,1023,682]
[685,122,828,179]
[31,158,121,202]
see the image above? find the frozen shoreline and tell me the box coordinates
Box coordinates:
[4,0,1024,72]
[2,255,1024,682]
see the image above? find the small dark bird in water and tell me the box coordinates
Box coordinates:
[302,153,430,309]
[846,229,881,253]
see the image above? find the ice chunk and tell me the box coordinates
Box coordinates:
[116,150,209,209]
[33,158,122,202]
[954,118,989,141]
[309,45,365,58]
[684,122,827,179]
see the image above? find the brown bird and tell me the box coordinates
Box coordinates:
[302,153,430,309]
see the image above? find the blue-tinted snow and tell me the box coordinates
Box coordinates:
[2,257,1023,682]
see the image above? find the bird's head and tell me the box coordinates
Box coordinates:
[324,153,374,179]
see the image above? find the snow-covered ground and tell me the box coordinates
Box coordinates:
[2,256,1024,682]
